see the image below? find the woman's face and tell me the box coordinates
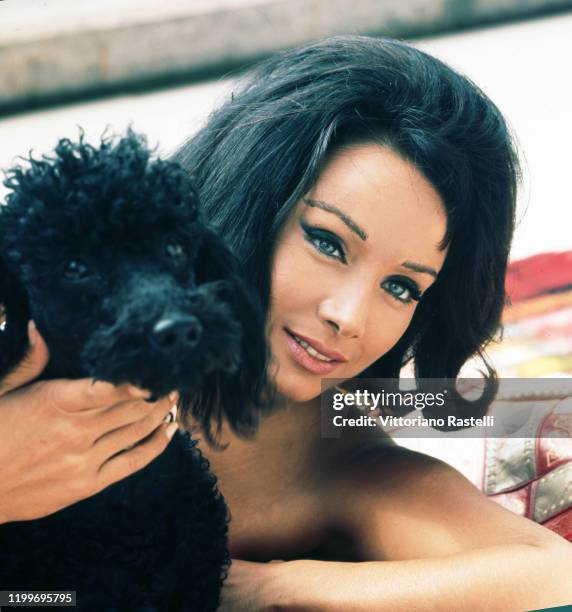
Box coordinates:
[268,143,448,402]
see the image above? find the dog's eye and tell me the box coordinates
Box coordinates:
[164,237,186,259]
[63,259,90,280]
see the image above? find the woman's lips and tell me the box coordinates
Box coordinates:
[287,329,348,362]
[283,328,343,375]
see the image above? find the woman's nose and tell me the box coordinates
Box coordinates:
[317,288,369,339]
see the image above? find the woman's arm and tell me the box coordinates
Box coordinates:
[221,445,572,611]
[251,542,572,611]
[221,542,572,611]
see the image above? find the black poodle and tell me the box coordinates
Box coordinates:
[0,132,270,611]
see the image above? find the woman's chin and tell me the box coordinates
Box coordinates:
[275,375,323,404]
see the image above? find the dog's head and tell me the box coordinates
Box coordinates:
[0,131,270,435]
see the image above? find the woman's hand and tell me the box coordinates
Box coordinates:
[0,321,178,524]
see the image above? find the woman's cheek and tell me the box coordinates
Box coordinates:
[272,244,312,295]
[361,310,411,368]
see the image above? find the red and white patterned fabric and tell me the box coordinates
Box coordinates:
[484,397,572,542]
[486,251,572,540]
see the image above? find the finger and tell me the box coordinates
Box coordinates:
[93,398,175,458]
[93,395,175,440]
[0,321,49,395]
[96,422,177,490]
[46,378,152,414]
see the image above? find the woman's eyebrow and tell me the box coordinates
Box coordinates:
[302,198,437,278]
[401,261,438,279]
[303,198,368,241]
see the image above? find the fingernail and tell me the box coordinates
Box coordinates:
[163,406,177,424]
[126,384,150,399]
[166,423,178,439]
[168,391,178,404]
[28,320,37,347]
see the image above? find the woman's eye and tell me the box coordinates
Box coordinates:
[63,259,90,281]
[313,237,343,259]
[164,237,186,259]
[302,225,346,262]
[382,279,422,304]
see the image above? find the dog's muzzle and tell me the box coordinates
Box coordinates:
[152,315,203,352]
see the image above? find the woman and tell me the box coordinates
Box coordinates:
[173,36,572,610]
[1,35,571,609]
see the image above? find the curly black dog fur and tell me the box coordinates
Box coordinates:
[0,132,270,611]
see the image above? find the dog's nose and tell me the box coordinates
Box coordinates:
[152,315,203,351]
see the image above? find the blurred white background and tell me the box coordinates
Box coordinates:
[0,10,570,261]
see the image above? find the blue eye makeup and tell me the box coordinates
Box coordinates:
[381,278,422,304]
[301,221,347,263]
[300,220,423,305]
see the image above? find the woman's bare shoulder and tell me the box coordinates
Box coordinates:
[319,437,563,561]
[320,434,446,498]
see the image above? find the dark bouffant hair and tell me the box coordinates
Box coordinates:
[174,35,519,423]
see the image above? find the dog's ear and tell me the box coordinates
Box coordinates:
[189,228,272,439]
[194,226,239,286]
[0,255,31,381]
[216,270,272,434]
